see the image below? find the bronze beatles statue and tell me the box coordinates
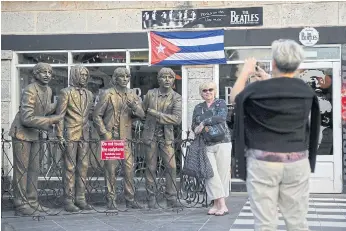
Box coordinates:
[93,67,145,210]
[9,63,62,215]
[142,67,182,208]
[56,65,94,212]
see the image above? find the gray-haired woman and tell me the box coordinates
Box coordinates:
[191,81,232,216]
[231,39,320,230]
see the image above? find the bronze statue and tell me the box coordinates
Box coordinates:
[93,67,145,210]
[9,63,63,215]
[56,65,94,212]
[142,67,182,208]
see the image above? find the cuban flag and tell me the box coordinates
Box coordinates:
[148,30,227,65]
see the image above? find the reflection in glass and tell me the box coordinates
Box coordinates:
[297,68,333,155]
[72,52,126,64]
[130,51,149,63]
[304,47,340,60]
[130,66,182,99]
[18,53,68,64]
[225,49,272,61]
[18,67,68,102]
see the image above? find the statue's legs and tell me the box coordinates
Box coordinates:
[159,142,178,207]
[123,146,142,209]
[104,160,118,210]
[63,141,80,212]
[75,141,92,210]
[145,141,158,205]
[12,140,32,210]
[145,140,178,208]
[12,139,47,215]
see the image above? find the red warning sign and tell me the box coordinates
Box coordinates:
[101,140,125,160]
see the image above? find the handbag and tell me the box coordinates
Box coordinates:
[182,135,214,179]
[201,107,226,143]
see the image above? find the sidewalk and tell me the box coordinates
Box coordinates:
[1,194,346,231]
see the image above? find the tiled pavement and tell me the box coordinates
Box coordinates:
[1,194,346,231]
[230,195,346,231]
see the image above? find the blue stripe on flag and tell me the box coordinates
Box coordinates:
[155,58,227,65]
[178,43,224,53]
[154,30,224,39]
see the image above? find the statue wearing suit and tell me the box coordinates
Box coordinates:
[9,63,62,215]
[93,67,145,210]
[142,68,182,208]
[56,65,94,212]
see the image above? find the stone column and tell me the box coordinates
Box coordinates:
[185,65,216,134]
[1,50,13,176]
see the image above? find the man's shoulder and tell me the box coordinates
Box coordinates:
[24,83,52,93]
[85,88,93,96]
[147,89,156,95]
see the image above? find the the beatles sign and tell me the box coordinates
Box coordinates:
[142,7,263,30]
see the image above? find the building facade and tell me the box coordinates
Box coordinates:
[1,1,346,193]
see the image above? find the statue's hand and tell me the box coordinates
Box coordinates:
[58,136,67,151]
[101,131,118,140]
[50,114,64,124]
[126,99,137,110]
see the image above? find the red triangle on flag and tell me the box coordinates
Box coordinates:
[150,32,181,65]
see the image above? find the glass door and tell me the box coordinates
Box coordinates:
[297,62,342,193]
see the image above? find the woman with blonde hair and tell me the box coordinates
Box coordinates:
[191,81,232,216]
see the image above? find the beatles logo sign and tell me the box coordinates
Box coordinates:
[142,7,263,30]
[101,140,125,160]
[299,27,319,47]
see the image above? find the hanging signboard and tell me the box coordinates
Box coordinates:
[101,140,125,160]
[299,27,319,47]
[142,7,263,30]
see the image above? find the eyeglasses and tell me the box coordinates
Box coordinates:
[202,88,214,93]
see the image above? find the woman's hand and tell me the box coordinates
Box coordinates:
[194,122,204,134]
[240,57,257,79]
[253,65,270,81]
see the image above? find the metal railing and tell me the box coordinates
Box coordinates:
[1,127,209,218]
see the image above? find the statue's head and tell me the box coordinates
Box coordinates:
[69,65,89,88]
[157,67,175,89]
[112,67,130,88]
[33,63,52,85]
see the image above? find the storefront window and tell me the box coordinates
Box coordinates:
[130,65,182,99]
[72,52,126,64]
[225,48,272,61]
[304,47,340,60]
[18,53,68,65]
[219,62,270,104]
[86,66,126,104]
[297,68,333,155]
[18,67,68,103]
[130,51,149,63]
[219,62,270,112]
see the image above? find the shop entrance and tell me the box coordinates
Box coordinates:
[298,62,342,193]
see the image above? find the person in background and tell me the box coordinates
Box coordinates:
[192,81,232,216]
[230,39,320,231]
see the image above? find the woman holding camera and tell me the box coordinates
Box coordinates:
[231,39,320,231]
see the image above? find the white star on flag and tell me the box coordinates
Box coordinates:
[156,42,166,54]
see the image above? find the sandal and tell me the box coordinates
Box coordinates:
[215,210,229,216]
[207,208,218,215]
